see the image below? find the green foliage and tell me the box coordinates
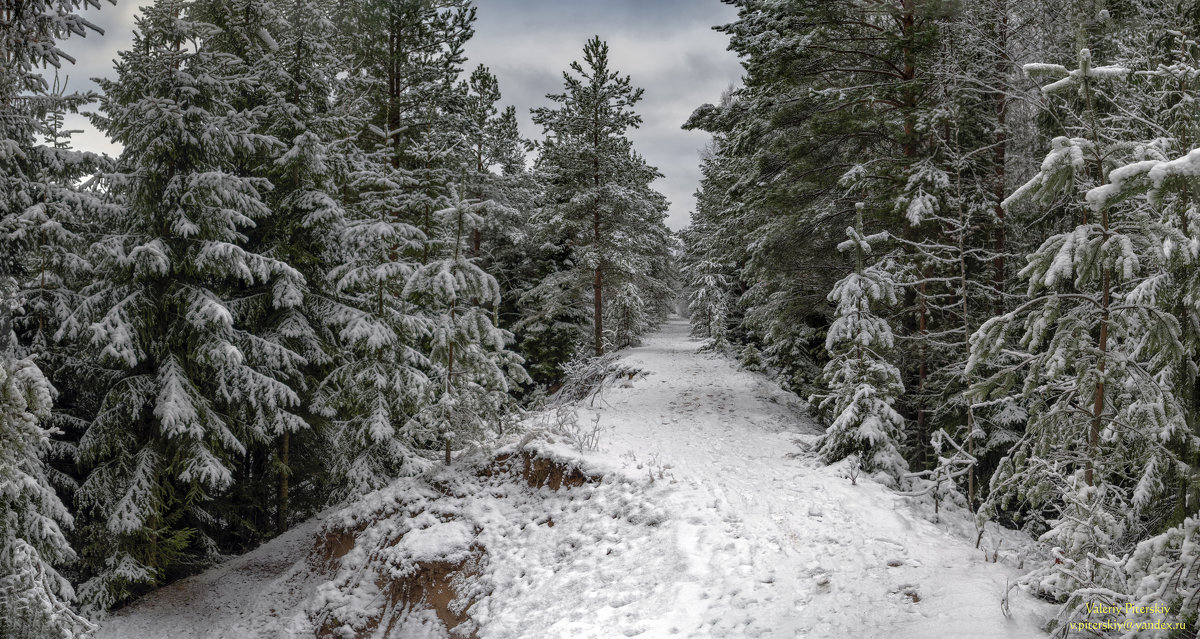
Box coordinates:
[528,36,673,359]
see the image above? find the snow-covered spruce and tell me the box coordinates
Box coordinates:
[71,0,308,611]
[245,0,357,535]
[0,1,114,634]
[0,342,92,638]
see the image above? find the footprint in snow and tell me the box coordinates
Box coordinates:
[891,584,921,604]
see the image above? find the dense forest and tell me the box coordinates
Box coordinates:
[681,0,1200,635]
[1,0,672,635]
[7,0,1200,637]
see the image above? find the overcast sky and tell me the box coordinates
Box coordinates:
[55,0,743,230]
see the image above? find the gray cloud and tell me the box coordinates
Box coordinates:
[51,0,743,230]
[467,0,742,230]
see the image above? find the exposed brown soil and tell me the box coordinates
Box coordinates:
[314,529,482,639]
[318,527,358,566]
[380,554,482,638]
[484,450,599,490]
[314,450,597,638]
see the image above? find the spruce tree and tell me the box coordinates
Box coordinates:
[0,0,108,632]
[1,287,93,639]
[198,0,360,538]
[681,141,738,351]
[71,0,307,610]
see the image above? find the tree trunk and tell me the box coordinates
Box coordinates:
[1081,53,1108,487]
[446,338,455,466]
[899,0,927,464]
[592,128,604,356]
[992,0,1009,315]
[955,161,977,507]
[473,151,484,255]
[1089,268,1109,487]
[900,0,918,160]
[446,205,464,465]
[917,272,928,465]
[593,263,604,356]
[276,431,289,534]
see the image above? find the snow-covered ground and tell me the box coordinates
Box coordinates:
[94,514,328,638]
[559,318,1053,638]
[97,318,1053,638]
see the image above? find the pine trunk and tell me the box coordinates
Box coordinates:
[1089,268,1109,487]
[592,140,604,356]
[593,263,604,356]
[1082,54,1108,487]
[917,273,928,466]
[991,0,1009,314]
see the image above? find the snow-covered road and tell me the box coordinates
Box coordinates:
[571,317,1051,638]
[96,318,1052,638]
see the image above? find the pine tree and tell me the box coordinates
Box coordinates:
[969,48,1193,616]
[333,0,474,259]
[683,0,951,397]
[530,36,671,358]
[6,74,110,360]
[809,207,909,483]
[1,0,107,302]
[1027,13,1200,623]
[311,139,432,499]
[404,192,529,464]
[0,4,116,488]
[6,74,116,556]
[458,65,503,223]
[889,3,1027,502]
[311,0,476,499]
[475,120,575,389]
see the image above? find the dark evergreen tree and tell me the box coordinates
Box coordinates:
[72,0,307,610]
[0,0,109,633]
[529,36,671,359]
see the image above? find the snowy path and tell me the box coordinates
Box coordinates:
[569,318,1051,638]
[96,318,1051,639]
